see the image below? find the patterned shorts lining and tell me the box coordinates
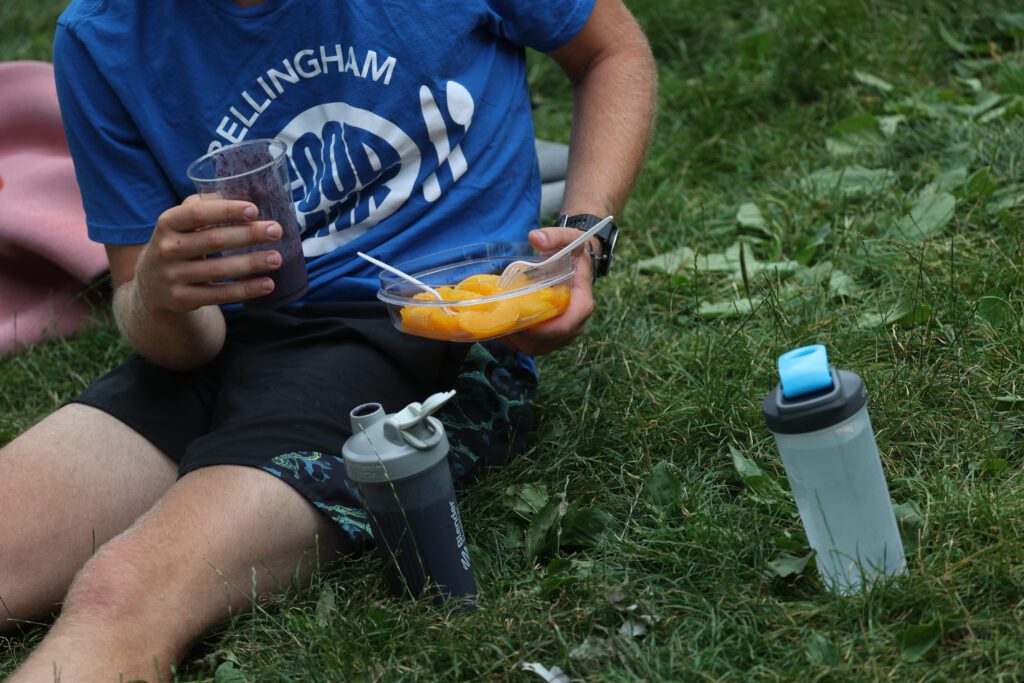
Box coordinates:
[260,342,537,547]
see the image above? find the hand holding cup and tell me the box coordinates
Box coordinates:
[134,195,285,313]
[185,138,309,308]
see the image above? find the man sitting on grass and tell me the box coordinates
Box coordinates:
[0,0,656,679]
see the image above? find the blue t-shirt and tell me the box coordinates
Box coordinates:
[53,0,593,303]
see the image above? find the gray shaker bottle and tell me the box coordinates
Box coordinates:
[762,344,905,594]
[343,390,477,605]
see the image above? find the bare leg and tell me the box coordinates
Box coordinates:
[9,464,345,682]
[0,404,178,631]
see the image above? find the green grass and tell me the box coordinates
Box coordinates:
[6,0,1024,680]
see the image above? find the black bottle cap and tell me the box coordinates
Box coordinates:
[762,367,867,435]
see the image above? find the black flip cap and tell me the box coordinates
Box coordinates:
[762,367,867,434]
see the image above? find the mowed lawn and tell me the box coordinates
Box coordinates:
[5,0,1024,680]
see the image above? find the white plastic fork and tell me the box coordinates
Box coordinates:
[496,215,613,290]
[356,252,456,316]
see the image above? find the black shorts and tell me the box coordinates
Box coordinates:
[72,302,537,547]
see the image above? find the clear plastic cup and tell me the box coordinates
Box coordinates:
[187,139,308,308]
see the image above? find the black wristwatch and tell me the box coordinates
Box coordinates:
[558,213,619,279]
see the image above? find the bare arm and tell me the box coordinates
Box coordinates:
[551,0,657,218]
[109,244,226,371]
[503,0,657,356]
[108,197,284,371]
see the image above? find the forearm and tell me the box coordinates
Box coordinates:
[112,279,226,371]
[560,30,657,216]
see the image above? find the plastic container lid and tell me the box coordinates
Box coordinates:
[343,391,454,484]
[778,345,833,399]
[377,263,573,309]
[763,346,867,435]
[375,242,575,309]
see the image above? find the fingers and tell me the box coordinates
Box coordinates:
[168,250,281,285]
[163,278,277,311]
[137,244,281,313]
[153,221,282,261]
[136,195,291,313]
[157,199,259,234]
[503,265,596,356]
[529,226,588,254]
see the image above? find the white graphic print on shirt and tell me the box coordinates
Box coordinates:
[208,72,474,258]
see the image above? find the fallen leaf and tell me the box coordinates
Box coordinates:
[826,113,885,156]
[893,500,924,553]
[645,461,683,510]
[857,301,932,329]
[805,632,840,666]
[636,247,695,274]
[214,661,248,683]
[807,165,895,196]
[898,621,941,662]
[736,202,773,239]
[766,551,814,578]
[878,114,906,136]
[521,662,571,683]
[570,636,617,662]
[525,497,562,564]
[697,297,759,319]
[797,261,862,299]
[737,202,767,229]
[826,270,861,299]
[729,445,792,506]
[853,70,895,92]
[893,192,956,241]
[619,618,650,638]
[315,585,335,628]
[503,484,550,520]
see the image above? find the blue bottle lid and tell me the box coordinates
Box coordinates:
[763,345,867,434]
[778,345,833,399]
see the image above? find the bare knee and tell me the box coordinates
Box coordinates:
[60,537,157,628]
[0,405,177,631]
[8,537,181,683]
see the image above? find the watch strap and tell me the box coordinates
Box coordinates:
[558,213,616,278]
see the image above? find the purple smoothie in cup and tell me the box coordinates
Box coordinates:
[187,139,309,308]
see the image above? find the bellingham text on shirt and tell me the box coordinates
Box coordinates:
[210,45,398,152]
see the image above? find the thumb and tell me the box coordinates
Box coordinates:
[528,227,584,252]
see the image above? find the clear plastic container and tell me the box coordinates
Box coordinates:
[770,406,905,594]
[375,242,574,342]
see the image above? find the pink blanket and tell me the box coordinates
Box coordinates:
[0,61,108,355]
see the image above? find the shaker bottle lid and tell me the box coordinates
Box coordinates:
[343,391,456,484]
[763,346,867,434]
[778,345,832,399]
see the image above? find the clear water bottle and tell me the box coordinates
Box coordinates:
[343,390,477,606]
[762,345,905,594]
